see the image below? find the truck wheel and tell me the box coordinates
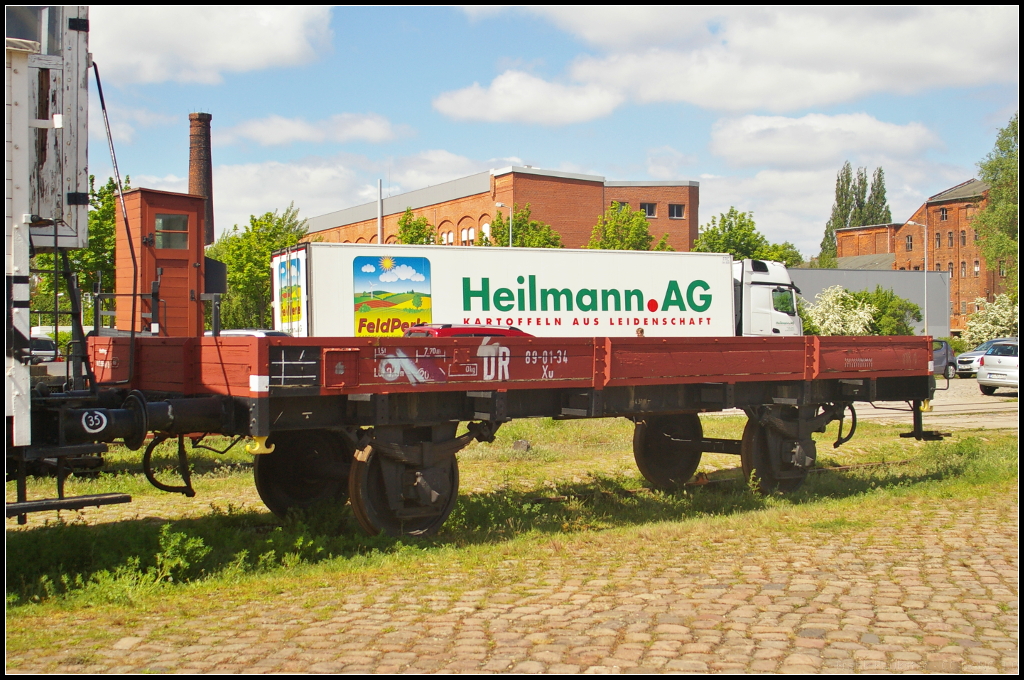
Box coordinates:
[944,364,956,380]
[349,447,459,537]
[979,384,997,396]
[740,419,806,494]
[632,414,703,490]
[254,430,353,518]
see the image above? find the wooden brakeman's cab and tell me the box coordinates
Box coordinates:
[115,188,208,337]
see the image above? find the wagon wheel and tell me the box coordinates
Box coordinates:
[740,419,806,494]
[632,414,704,490]
[349,446,459,537]
[254,430,353,518]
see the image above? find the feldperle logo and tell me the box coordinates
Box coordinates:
[462,276,712,313]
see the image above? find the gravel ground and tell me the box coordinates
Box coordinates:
[7,489,1018,674]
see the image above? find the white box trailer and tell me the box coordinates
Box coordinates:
[271,243,801,338]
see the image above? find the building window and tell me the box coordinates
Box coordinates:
[460,228,468,244]
[939,207,948,221]
[935,232,942,249]
[999,260,1006,277]
[961,302,967,314]
[154,214,188,249]
[613,201,629,211]
[973,229,979,241]
[947,231,953,247]
[960,230,966,246]
[905,235,913,251]
[468,227,476,243]
[668,204,685,219]
[974,260,980,277]
[640,203,657,218]
[936,263,943,271]
[947,262,954,277]
[960,261,966,278]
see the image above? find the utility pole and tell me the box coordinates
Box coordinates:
[907,220,929,336]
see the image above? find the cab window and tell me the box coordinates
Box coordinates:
[771,288,796,315]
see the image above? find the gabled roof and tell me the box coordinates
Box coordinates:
[927,178,988,204]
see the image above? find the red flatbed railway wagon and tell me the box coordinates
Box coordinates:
[66,334,939,536]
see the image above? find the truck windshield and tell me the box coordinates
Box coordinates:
[772,288,796,315]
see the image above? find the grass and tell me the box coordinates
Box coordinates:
[5,414,1018,652]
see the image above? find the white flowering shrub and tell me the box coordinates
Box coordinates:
[804,285,876,336]
[962,294,1019,346]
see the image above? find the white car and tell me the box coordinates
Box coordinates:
[29,335,60,364]
[977,341,1018,396]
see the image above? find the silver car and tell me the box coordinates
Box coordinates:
[956,337,1018,377]
[977,341,1018,396]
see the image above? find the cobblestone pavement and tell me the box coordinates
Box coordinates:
[8,491,1017,674]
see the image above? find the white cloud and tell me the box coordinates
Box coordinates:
[647,146,698,180]
[710,114,941,169]
[385,149,509,195]
[361,264,376,273]
[459,7,1018,114]
[219,113,407,146]
[89,102,177,144]
[433,70,623,125]
[90,6,332,84]
[134,149,517,238]
[380,264,424,283]
[699,159,971,257]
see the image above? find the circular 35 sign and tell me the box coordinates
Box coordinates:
[80,410,108,434]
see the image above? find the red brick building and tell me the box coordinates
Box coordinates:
[302,166,699,251]
[836,179,1011,333]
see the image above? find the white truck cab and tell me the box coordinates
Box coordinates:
[733,259,802,337]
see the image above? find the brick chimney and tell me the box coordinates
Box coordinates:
[188,112,214,245]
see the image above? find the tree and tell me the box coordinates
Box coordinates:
[972,113,1018,296]
[694,208,765,259]
[396,207,437,245]
[849,286,921,336]
[483,204,562,248]
[819,163,853,268]
[693,207,803,267]
[863,167,893,226]
[802,286,876,336]
[961,294,1019,346]
[819,162,892,267]
[31,175,126,324]
[797,298,820,336]
[803,285,922,336]
[586,201,673,251]
[756,241,804,268]
[205,203,308,329]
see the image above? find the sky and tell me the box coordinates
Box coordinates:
[88,6,1019,257]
